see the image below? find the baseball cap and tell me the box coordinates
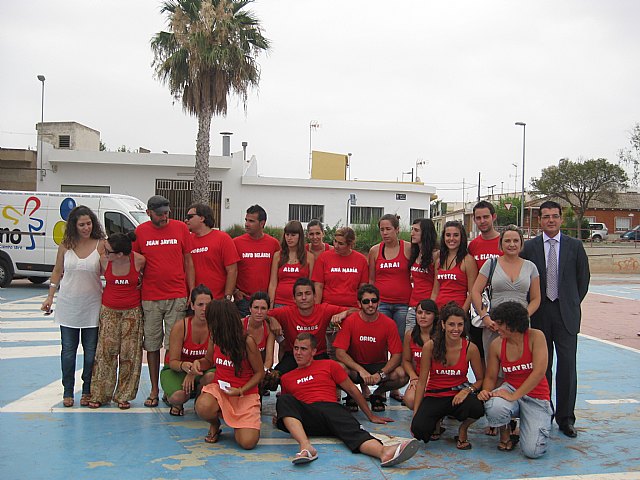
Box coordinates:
[147,195,170,213]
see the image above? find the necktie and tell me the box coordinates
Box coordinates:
[547,238,558,301]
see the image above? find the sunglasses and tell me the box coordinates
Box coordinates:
[104,248,115,255]
[185,213,197,220]
[360,298,379,305]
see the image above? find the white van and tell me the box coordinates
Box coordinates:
[0,190,147,287]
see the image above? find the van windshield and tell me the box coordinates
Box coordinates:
[130,211,148,225]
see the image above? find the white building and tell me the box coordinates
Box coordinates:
[37,122,436,230]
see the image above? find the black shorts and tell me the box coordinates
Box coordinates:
[276,394,378,452]
[275,351,329,376]
[352,362,386,384]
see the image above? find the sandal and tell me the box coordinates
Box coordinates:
[88,400,102,409]
[80,394,91,407]
[144,396,159,408]
[369,394,386,412]
[430,426,446,441]
[204,425,221,444]
[454,435,472,450]
[292,448,318,465]
[484,426,498,436]
[169,405,184,416]
[63,397,74,408]
[389,391,404,403]
[497,439,516,451]
[118,401,131,410]
[161,394,171,407]
[343,395,359,412]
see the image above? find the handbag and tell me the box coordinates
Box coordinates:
[470,257,497,328]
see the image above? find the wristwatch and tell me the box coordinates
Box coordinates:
[377,370,388,384]
[225,294,234,301]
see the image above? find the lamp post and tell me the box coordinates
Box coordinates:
[309,120,320,177]
[37,75,46,183]
[515,122,526,230]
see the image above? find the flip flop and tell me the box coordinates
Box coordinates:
[381,439,420,467]
[169,405,184,416]
[430,426,446,441]
[292,449,318,465]
[205,426,221,444]
[497,439,516,451]
[144,396,159,408]
[118,401,131,410]
[389,391,404,403]
[454,435,472,450]
[88,401,102,409]
[63,397,74,408]
[80,394,91,407]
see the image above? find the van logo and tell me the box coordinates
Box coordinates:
[1,197,43,250]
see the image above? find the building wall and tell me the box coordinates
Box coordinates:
[37,122,100,151]
[584,210,638,233]
[311,151,348,180]
[0,148,37,191]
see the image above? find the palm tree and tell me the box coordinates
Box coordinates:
[151,0,270,202]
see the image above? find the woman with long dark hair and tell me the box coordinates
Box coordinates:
[411,303,484,450]
[88,231,145,409]
[406,218,439,331]
[432,221,478,311]
[41,205,105,408]
[194,299,265,449]
[269,220,314,308]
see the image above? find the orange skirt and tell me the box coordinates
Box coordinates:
[201,383,261,430]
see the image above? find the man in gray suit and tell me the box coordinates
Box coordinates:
[521,200,590,438]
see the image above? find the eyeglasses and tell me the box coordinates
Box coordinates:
[104,248,115,255]
[360,298,379,305]
[541,214,561,220]
[185,213,197,220]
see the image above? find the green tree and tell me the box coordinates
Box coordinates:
[151,0,270,203]
[494,196,521,226]
[619,122,640,184]
[531,157,628,239]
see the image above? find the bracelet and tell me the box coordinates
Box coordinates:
[466,385,477,394]
[179,361,184,372]
[480,313,490,320]
[49,283,57,289]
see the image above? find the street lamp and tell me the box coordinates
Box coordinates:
[515,122,526,230]
[37,75,46,182]
[309,120,320,177]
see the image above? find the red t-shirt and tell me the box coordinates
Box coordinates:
[233,233,280,296]
[133,220,191,301]
[409,261,435,306]
[409,337,423,376]
[500,330,550,400]
[102,254,141,310]
[190,230,240,299]
[242,316,269,355]
[425,339,470,398]
[468,235,502,270]
[333,311,402,364]
[374,241,412,304]
[212,344,258,395]
[269,303,347,354]
[274,262,310,306]
[163,316,210,364]
[281,359,347,404]
[435,262,468,309]
[311,250,368,307]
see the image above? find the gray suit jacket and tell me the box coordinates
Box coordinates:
[521,233,590,335]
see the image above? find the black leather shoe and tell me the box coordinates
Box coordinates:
[560,424,577,438]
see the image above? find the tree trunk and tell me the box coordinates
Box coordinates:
[193,105,213,204]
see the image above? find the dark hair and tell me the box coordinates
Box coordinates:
[357,283,379,301]
[249,291,270,308]
[190,284,213,303]
[296,332,317,349]
[106,231,136,255]
[438,221,469,268]
[293,277,315,296]
[473,200,496,216]
[62,205,105,249]
[409,218,437,271]
[491,301,529,333]
[432,302,468,365]
[206,299,247,376]
[539,200,562,216]
[307,219,324,231]
[188,203,215,228]
[279,220,307,268]
[246,204,267,223]
[411,299,439,347]
[378,213,400,229]
[334,227,356,246]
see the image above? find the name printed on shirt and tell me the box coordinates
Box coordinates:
[413,351,422,359]
[242,252,272,258]
[474,253,500,261]
[146,239,178,246]
[330,267,359,273]
[184,348,207,356]
[503,362,533,373]
[215,357,234,367]
[296,375,314,384]
[296,325,318,331]
[437,273,457,280]
[435,369,461,375]
[283,266,300,273]
[411,265,429,273]
[379,261,400,269]
[360,336,376,343]
[114,279,130,285]
[191,246,209,254]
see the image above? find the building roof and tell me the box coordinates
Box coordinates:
[527,192,640,211]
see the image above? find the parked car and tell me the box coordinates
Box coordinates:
[619,225,640,241]
[588,222,608,242]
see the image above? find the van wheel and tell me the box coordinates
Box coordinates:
[592,235,602,243]
[0,260,13,288]
[28,276,49,284]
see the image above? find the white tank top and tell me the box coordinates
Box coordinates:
[54,241,103,328]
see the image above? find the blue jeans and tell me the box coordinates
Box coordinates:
[377,303,408,340]
[236,298,250,318]
[60,326,98,398]
[405,307,416,333]
[484,382,553,458]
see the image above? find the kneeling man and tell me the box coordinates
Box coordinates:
[276,333,420,467]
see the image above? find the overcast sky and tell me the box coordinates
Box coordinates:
[2,0,639,201]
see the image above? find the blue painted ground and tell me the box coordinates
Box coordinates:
[1,279,639,480]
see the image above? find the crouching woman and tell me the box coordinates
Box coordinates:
[194,299,265,449]
[478,301,552,458]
